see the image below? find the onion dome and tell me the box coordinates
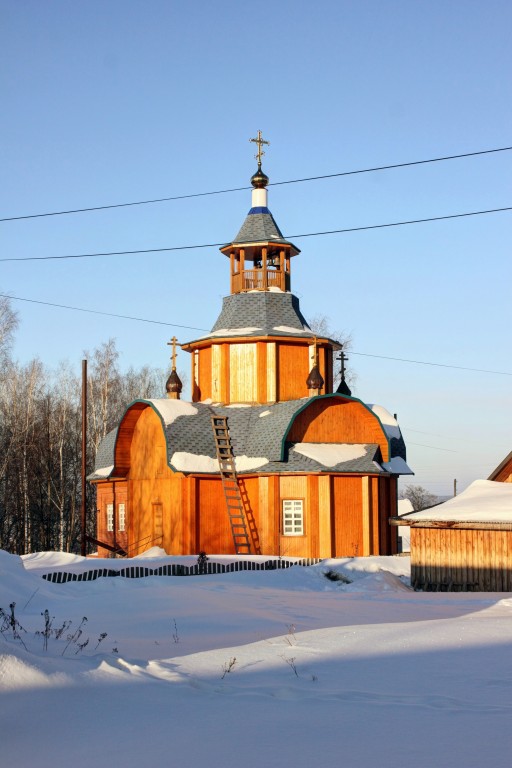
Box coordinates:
[306,364,324,391]
[251,165,269,189]
[166,369,183,399]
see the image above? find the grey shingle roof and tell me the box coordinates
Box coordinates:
[90,396,409,479]
[186,292,341,347]
[232,208,297,250]
[87,428,117,480]
[212,292,311,335]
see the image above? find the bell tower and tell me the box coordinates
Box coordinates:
[220,131,300,294]
[181,134,340,405]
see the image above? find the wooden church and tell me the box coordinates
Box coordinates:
[90,133,413,558]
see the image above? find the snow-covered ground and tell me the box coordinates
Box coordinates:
[2,549,512,767]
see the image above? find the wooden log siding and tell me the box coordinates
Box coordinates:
[409,527,512,591]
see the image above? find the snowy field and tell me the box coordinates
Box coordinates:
[2,549,512,767]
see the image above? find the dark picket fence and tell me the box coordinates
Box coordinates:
[41,557,322,584]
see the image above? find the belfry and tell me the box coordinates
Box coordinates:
[182,131,336,405]
[90,135,413,558]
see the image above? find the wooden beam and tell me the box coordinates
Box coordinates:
[361,476,371,556]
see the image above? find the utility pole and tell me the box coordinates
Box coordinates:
[81,359,87,556]
[453,478,457,497]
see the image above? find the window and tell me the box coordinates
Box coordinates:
[282,499,304,536]
[118,503,126,532]
[106,503,114,532]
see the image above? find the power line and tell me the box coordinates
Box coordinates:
[407,442,458,453]
[2,292,511,377]
[1,145,511,223]
[2,204,511,263]
[350,350,512,376]
[0,294,207,333]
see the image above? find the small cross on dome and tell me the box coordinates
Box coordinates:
[249,130,270,167]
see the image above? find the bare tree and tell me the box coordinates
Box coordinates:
[308,314,355,390]
[399,484,438,511]
[0,324,168,554]
[120,364,166,403]
[86,339,122,454]
[0,295,18,364]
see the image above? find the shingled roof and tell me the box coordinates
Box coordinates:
[232,207,298,250]
[185,291,340,346]
[89,396,412,480]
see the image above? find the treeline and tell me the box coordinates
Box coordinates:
[0,297,166,554]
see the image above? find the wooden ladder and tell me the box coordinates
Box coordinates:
[210,414,251,554]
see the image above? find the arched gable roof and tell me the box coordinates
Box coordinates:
[112,399,201,476]
[282,394,393,462]
[89,395,410,479]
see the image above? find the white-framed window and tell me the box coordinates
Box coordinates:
[282,499,304,536]
[118,503,126,532]
[106,503,114,532]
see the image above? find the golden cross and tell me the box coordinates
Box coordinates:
[249,130,270,166]
[167,336,179,371]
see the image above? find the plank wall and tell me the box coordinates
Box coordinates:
[196,478,234,553]
[332,476,364,556]
[411,527,512,591]
[127,406,185,555]
[277,344,311,401]
[95,481,128,556]
[287,398,389,461]
[256,475,279,552]
[195,347,211,402]
[192,337,333,404]
[229,343,257,402]
[279,475,309,557]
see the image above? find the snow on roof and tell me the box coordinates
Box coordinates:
[380,456,414,475]
[273,324,309,334]
[146,399,198,426]
[403,480,512,523]
[199,326,262,338]
[397,499,414,551]
[292,443,367,467]
[171,452,219,473]
[93,465,114,478]
[398,499,414,514]
[170,452,269,473]
[367,404,401,439]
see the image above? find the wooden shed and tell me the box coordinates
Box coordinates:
[391,480,512,591]
[90,139,413,558]
[488,451,512,483]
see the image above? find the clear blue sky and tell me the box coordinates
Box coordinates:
[2,0,511,496]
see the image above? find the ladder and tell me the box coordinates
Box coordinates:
[210,414,251,554]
